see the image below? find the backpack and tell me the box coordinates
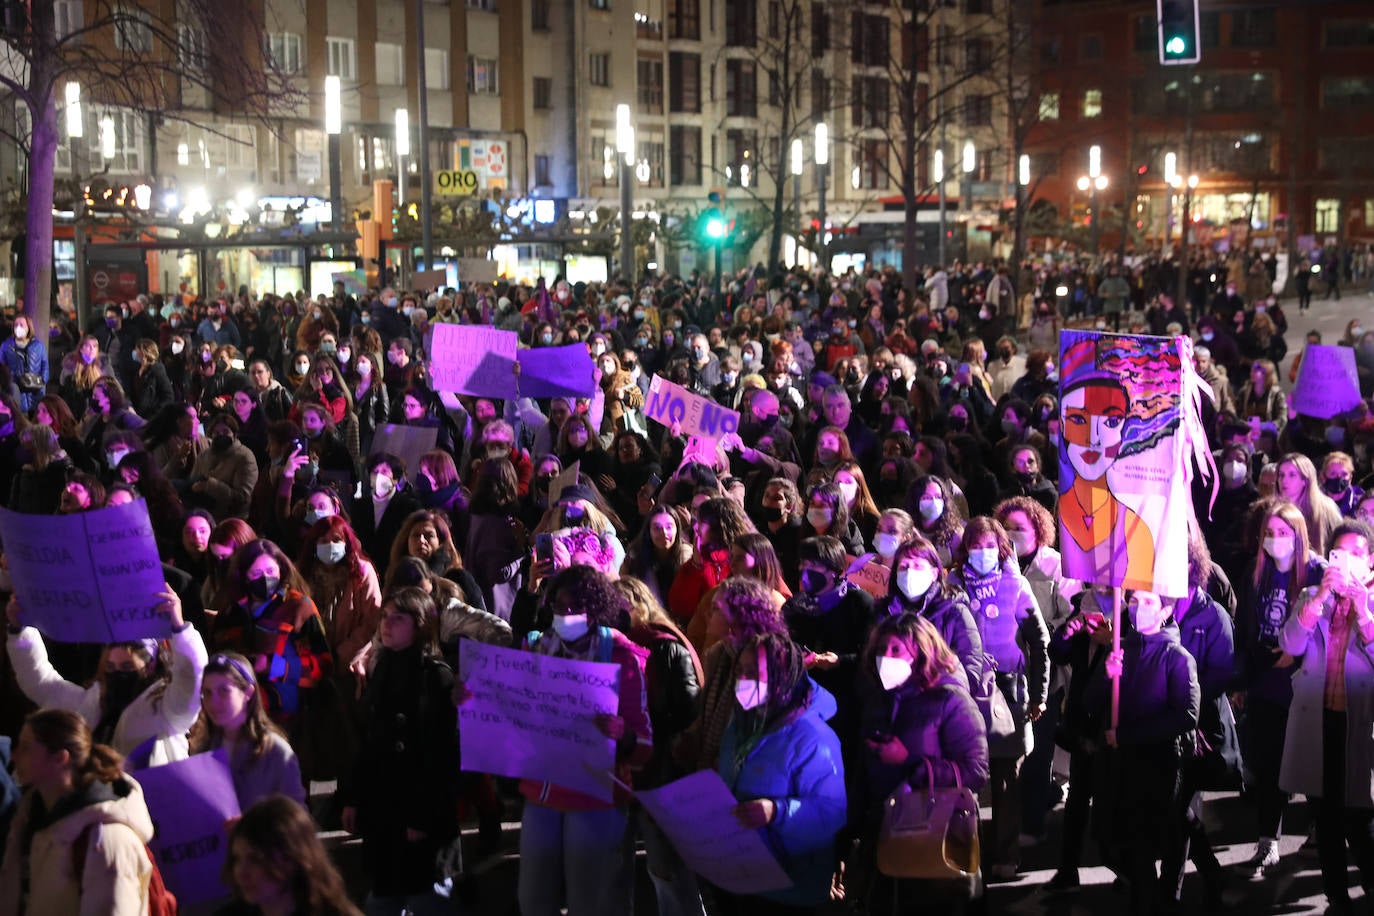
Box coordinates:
[72,821,178,916]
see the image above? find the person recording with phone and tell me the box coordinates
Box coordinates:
[1279,520,1374,914]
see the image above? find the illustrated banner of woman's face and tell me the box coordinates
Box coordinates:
[1062,384,1127,483]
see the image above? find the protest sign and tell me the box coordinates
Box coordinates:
[0,500,169,643]
[372,424,439,480]
[411,268,447,291]
[1292,344,1362,419]
[548,460,580,505]
[846,554,891,599]
[428,324,519,397]
[1058,332,1198,597]
[645,375,741,440]
[136,751,240,906]
[457,257,499,284]
[459,640,618,801]
[636,770,793,895]
[330,269,366,296]
[516,345,598,399]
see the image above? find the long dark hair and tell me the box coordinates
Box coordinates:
[737,632,810,725]
[230,538,309,604]
[224,796,362,916]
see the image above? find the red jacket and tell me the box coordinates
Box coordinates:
[666,547,731,621]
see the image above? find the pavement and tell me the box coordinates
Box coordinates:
[319,286,1374,915]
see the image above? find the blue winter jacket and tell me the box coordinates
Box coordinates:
[718,682,847,907]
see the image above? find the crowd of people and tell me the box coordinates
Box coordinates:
[0,251,1370,916]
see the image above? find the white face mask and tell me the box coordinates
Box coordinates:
[304,507,334,526]
[1223,461,1247,484]
[898,567,936,600]
[1009,530,1036,557]
[170,340,184,355]
[877,656,913,692]
[357,361,372,378]
[968,547,1000,576]
[315,541,346,565]
[917,497,944,522]
[875,532,901,559]
[806,508,832,529]
[735,678,768,710]
[553,613,590,643]
[837,481,859,505]
[371,474,394,500]
[1262,536,1294,561]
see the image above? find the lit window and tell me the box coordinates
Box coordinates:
[1039,92,1060,121]
[1082,88,1102,118]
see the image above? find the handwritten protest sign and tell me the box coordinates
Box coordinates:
[429,324,519,397]
[548,460,580,504]
[645,375,741,440]
[846,554,890,599]
[372,424,439,480]
[457,257,499,285]
[636,770,793,895]
[1292,344,1362,419]
[459,640,618,801]
[517,344,598,399]
[0,501,169,643]
[136,752,240,906]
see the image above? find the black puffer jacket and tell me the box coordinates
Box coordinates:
[882,583,985,695]
[1087,625,1200,756]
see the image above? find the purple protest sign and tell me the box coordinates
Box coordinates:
[644,375,740,440]
[428,324,519,397]
[516,345,598,399]
[636,770,793,895]
[0,500,169,643]
[135,751,241,907]
[458,640,618,801]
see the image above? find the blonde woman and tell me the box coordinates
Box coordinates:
[1275,452,1343,555]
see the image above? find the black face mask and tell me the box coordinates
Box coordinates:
[247,575,280,602]
[948,415,968,432]
[760,505,786,523]
[800,569,830,595]
[212,433,233,452]
[1324,477,1350,496]
[103,670,145,712]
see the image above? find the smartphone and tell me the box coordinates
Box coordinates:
[535,533,554,564]
[646,472,662,491]
[290,437,308,455]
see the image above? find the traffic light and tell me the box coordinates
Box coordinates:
[701,187,729,243]
[705,214,726,239]
[1157,0,1200,65]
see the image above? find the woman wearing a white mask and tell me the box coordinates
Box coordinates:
[948,516,1049,881]
[882,538,985,696]
[855,612,989,908]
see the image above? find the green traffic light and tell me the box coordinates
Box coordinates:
[705,217,726,239]
[1165,35,1187,55]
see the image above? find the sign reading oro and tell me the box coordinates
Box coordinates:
[435,169,480,196]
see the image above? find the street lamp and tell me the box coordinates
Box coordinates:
[790,138,803,261]
[66,82,89,327]
[395,108,409,212]
[324,75,342,231]
[935,147,946,267]
[616,103,635,284]
[1077,146,1109,255]
[815,122,828,271]
[1171,171,1199,308]
[99,116,115,162]
[961,139,976,217]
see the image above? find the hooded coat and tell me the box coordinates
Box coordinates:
[0,775,155,916]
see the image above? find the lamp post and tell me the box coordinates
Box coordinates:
[1015,153,1030,267]
[815,122,828,272]
[324,75,343,233]
[395,108,409,214]
[1076,146,1109,257]
[66,82,89,328]
[1171,171,1198,313]
[790,138,803,264]
[616,104,635,284]
[935,147,946,268]
[961,138,976,214]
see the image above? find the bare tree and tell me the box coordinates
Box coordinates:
[840,0,1000,295]
[0,1,301,337]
